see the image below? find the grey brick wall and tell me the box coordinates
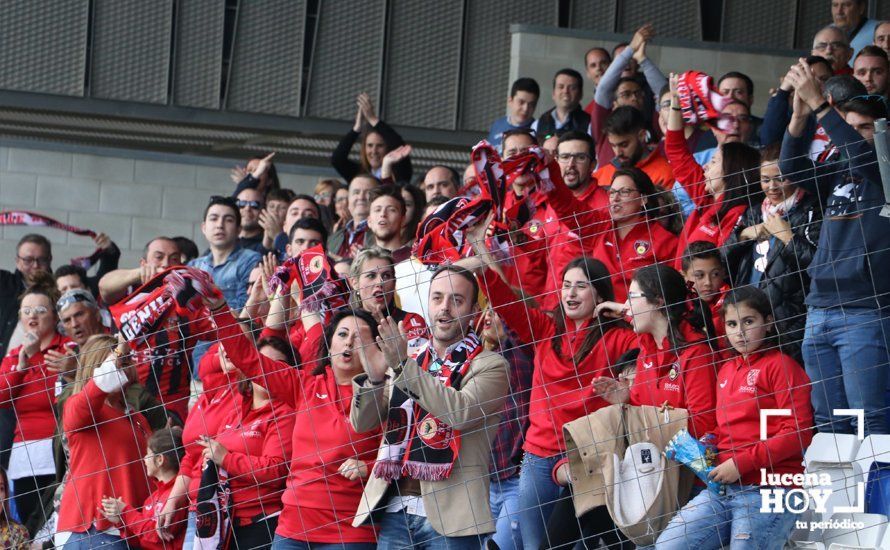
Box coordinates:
[0,144,322,273]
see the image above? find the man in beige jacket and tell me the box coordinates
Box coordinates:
[351,265,509,549]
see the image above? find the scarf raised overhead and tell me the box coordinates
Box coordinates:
[0,210,103,269]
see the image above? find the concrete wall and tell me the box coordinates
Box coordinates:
[0,143,323,272]
[509,26,804,118]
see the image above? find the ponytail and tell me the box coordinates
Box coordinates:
[633,264,715,351]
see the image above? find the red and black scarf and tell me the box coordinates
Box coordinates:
[0,210,103,268]
[676,71,733,132]
[268,245,349,314]
[108,267,183,346]
[373,332,483,482]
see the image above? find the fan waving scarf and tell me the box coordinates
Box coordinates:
[0,210,103,269]
[109,266,183,346]
[676,71,733,132]
[267,245,349,314]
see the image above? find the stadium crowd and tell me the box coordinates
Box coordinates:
[1,2,890,549]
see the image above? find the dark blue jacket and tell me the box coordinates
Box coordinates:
[780,109,890,309]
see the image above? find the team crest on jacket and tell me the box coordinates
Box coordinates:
[668,363,680,380]
[746,369,760,386]
[634,240,651,256]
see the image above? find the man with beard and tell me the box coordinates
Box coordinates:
[351,265,508,549]
[421,166,460,202]
[812,25,853,74]
[368,185,411,262]
[593,106,673,188]
[235,187,266,253]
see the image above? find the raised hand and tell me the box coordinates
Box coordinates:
[93,232,112,250]
[250,152,276,180]
[230,164,248,184]
[630,23,655,53]
[786,60,821,109]
[594,301,628,320]
[357,92,379,126]
[44,348,77,376]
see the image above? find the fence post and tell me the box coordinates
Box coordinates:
[874,118,890,218]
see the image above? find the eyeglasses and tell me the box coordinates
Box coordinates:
[658,100,673,111]
[21,306,49,316]
[17,255,50,267]
[617,89,645,100]
[236,200,262,210]
[314,192,332,202]
[556,152,591,163]
[719,114,752,123]
[813,41,848,51]
[627,291,648,299]
[608,187,640,198]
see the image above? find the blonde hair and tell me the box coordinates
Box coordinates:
[72,334,118,394]
[348,246,394,311]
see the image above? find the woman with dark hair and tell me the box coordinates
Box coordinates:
[0,273,68,526]
[399,182,426,244]
[593,264,720,438]
[665,74,761,266]
[331,92,412,182]
[201,285,383,550]
[457,231,636,550]
[544,163,679,302]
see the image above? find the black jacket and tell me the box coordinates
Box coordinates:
[331,120,412,183]
[0,269,25,358]
[535,106,591,139]
[722,191,822,353]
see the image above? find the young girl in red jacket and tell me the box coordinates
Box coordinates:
[101,427,186,550]
[207,294,383,550]
[655,286,813,550]
[0,275,68,526]
[457,230,637,550]
[664,73,761,265]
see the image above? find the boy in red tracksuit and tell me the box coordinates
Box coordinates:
[656,286,813,550]
[101,428,187,550]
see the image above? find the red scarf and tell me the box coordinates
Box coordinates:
[0,210,102,268]
[676,71,733,132]
[268,245,349,314]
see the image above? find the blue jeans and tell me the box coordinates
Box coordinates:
[802,306,890,435]
[489,473,522,550]
[65,527,130,550]
[183,511,197,549]
[655,485,796,550]
[272,534,376,550]
[376,511,484,550]
[517,452,563,550]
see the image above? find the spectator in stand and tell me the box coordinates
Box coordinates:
[231,153,280,197]
[488,77,540,152]
[545,165,679,302]
[722,144,822,358]
[286,218,328,261]
[532,68,591,138]
[459,241,635,550]
[665,73,761,263]
[781,61,890,436]
[812,25,853,74]
[195,342,295,548]
[718,71,763,144]
[593,106,674,188]
[0,274,67,527]
[158,340,241,549]
[100,427,186,550]
[328,175,379,259]
[314,178,340,208]
[852,45,889,95]
[53,265,88,295]
[656,287,813,549]
[399,182,426,245]
[332,92,412,182]
[367,185,411,261]
[47,290,105,391]
[260,188,296,249]
[760,55,835,150]
[681,241,730,340]
[206,287,385,550]
[592,25,667,167]
[832,0,878,60]
[99,237,180,304]
[172,236,199,265]
[190,195,262,312]
[874,20,890,55]
[236,187,267,253]
[583,47,611,102]
[350,266,508,550]
[59,334,151,550]
[0,470,28,548]
[480,308,533,550]
[1,235,53,359]
[271,194,322,259]
[333,186,351,233]
[421,166,461,202]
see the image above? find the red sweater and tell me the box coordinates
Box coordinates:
[118,478,185,550]
[715,349,813,485]
[665,129,748,267]
[216,393,294,525]
[59,381,151,533]
[0,333,68,443]
[212,310,379,543]
[545,168,678,302]
[481,269,637,457]
[628,323,719,438]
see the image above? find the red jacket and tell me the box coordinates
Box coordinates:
[545,166,678,302]
[665,129,748,267]
[0,333,68,442]
[212,310,379,543]
[215,393,294,525]
[715,349,813,485]
[628,322,719,438]
[481,269,637,457]
[59,381,151,533]
[118,478,186,550]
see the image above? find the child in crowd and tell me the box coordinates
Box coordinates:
[681,241,729,339]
